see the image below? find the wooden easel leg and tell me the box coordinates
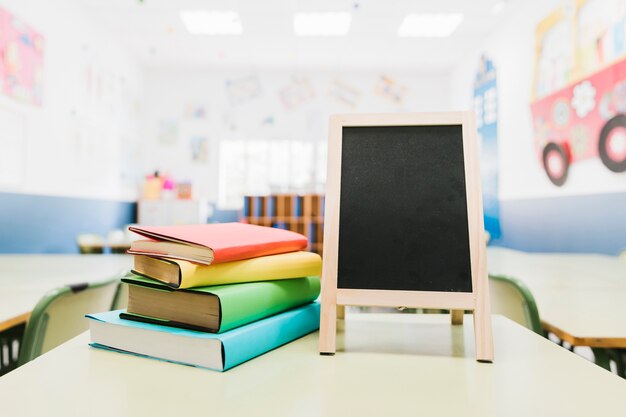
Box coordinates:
[473,286,494,362]
[451,310,464,325]
[337,305,345,320]
[319,296,337,355]
[473,236,494,362]
[473,308,493,362]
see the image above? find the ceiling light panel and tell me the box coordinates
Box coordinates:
[180,10,243,35]
[293,12,352,36]
[397,13,464,38]
[491,2,505,15]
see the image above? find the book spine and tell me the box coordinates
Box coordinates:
[220,303,320,370]
[181,251,322,288]
[219,276,321,332]
[293,196,302,216]
[272,221,287,230]
[253,196,262,217]
[308,222,315,244]
[211,238,308,265]
[243,197,250,217]
[267,196,275,217]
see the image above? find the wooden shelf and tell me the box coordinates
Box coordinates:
[242,194,325,256]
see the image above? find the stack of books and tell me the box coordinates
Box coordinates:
[87,222,322,372]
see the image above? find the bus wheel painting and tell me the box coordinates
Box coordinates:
[542,142,569,186]
[599,114,626,173]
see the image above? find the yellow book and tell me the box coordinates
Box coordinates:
[133,251,322,289]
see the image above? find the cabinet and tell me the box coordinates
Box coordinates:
[137,199,209,226]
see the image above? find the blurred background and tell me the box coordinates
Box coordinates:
[2,0,625,254]
[1,0,626,378]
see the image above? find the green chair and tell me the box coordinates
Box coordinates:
[111,282,129,310]
[489,274,620,373]
[17,278,120,366]
[489,274,542,334]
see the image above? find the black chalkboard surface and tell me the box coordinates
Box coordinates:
[337,125,472,293]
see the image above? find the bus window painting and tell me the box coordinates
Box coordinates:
[530,0,626,186]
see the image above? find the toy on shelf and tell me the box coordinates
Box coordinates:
[142,171,190,201]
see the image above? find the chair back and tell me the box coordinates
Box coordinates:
[18,278,119,366]
[489,274,542,334]
[77,234,105,254]
[111,282,129,310]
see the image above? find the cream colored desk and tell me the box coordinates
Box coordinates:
[0,314,625,416]
[0,255,132,332]
[488,247,626,347]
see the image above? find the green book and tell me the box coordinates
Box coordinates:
[121,273,320,333]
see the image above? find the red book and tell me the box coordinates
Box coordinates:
[128,223,308,265]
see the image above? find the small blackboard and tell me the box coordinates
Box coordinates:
[338,125,472,293]
[319,112,493,362]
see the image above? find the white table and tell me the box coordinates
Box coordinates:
[0,255,132,331]
[488,247,626,347]
[0,314,624,416]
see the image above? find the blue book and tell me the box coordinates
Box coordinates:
[243,197,250,217]
[266,196,275,217]
[87,302,320,372]
[293,196,302,216]
[253,196,262,217]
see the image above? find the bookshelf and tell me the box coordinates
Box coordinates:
[243,194,324,256]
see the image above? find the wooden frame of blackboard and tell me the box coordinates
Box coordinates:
[319,112,494,362]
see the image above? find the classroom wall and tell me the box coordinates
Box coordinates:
[0,193,136,253]
[450,0,626,255]
[141,70,451,208]
[0,0,142,252]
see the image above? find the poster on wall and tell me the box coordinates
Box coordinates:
[375,75,406,104]
[190,136,209,163]
[328,78,361,108]
[531,0,626,187]
[279,76,316,110]
[474,56,501,240]
[0,6,44,106]
[157,119,179,145]
[184,102,207,119]
[225,75,261,106]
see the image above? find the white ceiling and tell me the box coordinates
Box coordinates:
[78,0,521,72]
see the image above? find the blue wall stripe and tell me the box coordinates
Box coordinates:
[2,191,623,255]
[0,192,136,254]
[493,192,626,256]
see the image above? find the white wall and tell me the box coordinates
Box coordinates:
[450,0,626,201]
[141,70,452,208]
[0,0,142,201]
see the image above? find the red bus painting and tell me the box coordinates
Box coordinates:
[530,0,626,186]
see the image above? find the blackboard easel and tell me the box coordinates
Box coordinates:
[319,112,493,362]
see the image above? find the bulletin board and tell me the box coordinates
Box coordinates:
[0,6,44,106]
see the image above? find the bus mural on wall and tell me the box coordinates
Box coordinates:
[531,0,626,186]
